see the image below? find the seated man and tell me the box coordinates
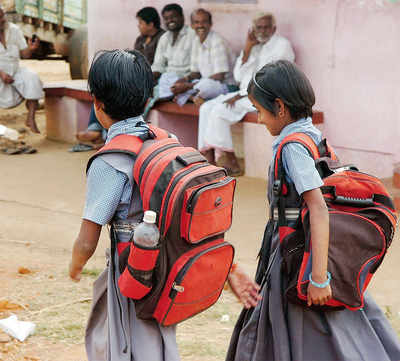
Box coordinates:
[143,3,196,118]
[76,6,165,148]
[170,8,236,106]
[0,6,44,134]
[134,6,165,66]
[198,12,295,175]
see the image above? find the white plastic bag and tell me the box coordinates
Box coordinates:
[0,315,35,341]
[0,124,19,141]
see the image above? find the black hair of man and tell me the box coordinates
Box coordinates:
[248,60,315,121]
[161,3,183,17]
[136,7,161,29]
[88,49,153,121]
[190,8,212,24]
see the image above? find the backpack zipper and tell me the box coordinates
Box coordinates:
[186,177,233,213]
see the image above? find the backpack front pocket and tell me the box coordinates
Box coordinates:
[153,239,234,326]
[181,177,236,243]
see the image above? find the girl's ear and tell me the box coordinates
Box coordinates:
[93,96,104,112]
[275,98,285,118]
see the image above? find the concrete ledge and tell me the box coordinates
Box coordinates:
[43,80,92,143]
[43,81,325,179]
[152,101,324,125]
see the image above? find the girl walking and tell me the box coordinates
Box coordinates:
[227,60,400,361]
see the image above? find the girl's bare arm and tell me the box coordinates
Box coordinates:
[69,219,102,282]
[302,188,332,306]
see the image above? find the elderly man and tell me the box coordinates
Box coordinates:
[170,8,236,106]
[0,6,43,133]
[198,12,295,175]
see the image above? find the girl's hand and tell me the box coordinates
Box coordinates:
[307,283,332,306]
[228,264,261,308]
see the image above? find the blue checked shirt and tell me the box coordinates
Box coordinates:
[83,116,149,225]
[272,117,324,195]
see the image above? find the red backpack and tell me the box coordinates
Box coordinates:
[274,133,397,310]
[89,126,235,325]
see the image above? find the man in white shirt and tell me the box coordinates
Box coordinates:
[198,12,295,175]
[151,3,195,94]
[143,3,195,118]
[170,8,236,106]
[0,6,44,133]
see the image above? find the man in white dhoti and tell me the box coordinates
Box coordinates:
[170,8,237,106]
[198,12,295,175]
[0,6,44,133]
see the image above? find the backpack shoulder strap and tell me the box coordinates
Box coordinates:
[86,125,173,174]
[274,132,320,180]
[86,134,144,173]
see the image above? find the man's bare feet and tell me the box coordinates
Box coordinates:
[25,100,40,134]
[201,148,216,165]
[193,96,205,106]
[220,151,242,176]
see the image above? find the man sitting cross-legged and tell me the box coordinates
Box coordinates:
[170,8,237,106]
[0,6,44,134]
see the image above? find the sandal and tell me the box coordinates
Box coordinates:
[69,143,95,152]
[225,167,244,177]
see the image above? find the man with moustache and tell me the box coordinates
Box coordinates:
[143,3,195,118]
[197,12,295,175]
[169,8,236,106]
[152,3,194,82]
[0,6,43,134]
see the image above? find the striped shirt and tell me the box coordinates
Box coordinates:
[190,30,234,82]
[151,25,196,76]
[83,116,149,225]
[272,117,324,195]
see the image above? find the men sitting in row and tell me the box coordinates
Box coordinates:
[198,12,295,175]
[0,5,43,134]
[76,6,165,149]
[170,8,236,106]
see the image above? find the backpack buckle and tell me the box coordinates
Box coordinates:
[273,180,282,196]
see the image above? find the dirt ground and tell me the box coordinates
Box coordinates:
[0,60,399,361]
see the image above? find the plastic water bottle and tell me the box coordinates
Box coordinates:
[133,210,160,248]
[0,125,19,141]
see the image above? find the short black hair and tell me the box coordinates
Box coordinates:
[248,60,315,120]
[88,49,153,121]
[191,8,212,24]
[136,7,161,29]
[162,3,183,17]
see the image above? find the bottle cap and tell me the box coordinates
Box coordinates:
[143,210,157,224]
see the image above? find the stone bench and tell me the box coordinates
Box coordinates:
[43,80,324,178]
[43,80,93,143]
[147,102,324,179]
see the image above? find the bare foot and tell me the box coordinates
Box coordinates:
[25,116,40,134]
[220,151,241,175]
[201,149,216,165]
[25,100,40,134]
[76,130,102,143]
[193,96,205,106]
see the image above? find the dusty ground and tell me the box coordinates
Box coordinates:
[0,60,399,361]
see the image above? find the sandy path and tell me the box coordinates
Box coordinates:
[0,60,398,360]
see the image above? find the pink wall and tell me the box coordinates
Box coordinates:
[88,0,400,177]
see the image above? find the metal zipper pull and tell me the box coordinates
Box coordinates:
[172,282,185,293]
